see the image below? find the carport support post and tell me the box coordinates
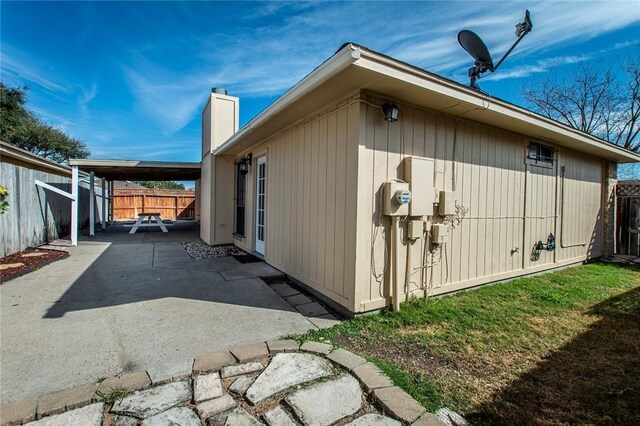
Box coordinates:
[101,177,106,229]
[109,181,114,225]
[89,172,95,236]
[71,166,78,246]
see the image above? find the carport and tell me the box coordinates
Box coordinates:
[67,159,201,245]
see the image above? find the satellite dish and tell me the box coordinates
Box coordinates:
[458,10,533,90]
[458,30,494,72]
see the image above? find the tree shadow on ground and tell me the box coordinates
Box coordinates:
[469,284,640,425]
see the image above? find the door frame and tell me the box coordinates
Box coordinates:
[255,154,267,255]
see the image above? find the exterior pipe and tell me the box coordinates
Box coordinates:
[392,216,401,311]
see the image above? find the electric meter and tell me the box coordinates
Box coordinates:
[395,189,412,205]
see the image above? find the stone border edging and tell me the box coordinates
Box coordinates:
[0,340,445,426]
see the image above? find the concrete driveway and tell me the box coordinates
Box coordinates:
[0,222,318,404]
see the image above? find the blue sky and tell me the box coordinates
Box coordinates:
[1,1,639,175]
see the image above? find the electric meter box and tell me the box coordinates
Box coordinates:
[431,224,448,245]
[438,190,456,216]
[403,157,435,216]
[383,181,410,216]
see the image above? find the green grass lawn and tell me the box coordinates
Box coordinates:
[298,262,640,425]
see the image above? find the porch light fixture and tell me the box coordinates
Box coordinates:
[238,153,252,175]
[382,103,399,122]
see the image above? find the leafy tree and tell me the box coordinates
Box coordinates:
[521,56,640,153]
[134,181,186,190]
[0,82,90,162]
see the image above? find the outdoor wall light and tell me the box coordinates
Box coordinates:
[238,153,252,175]
[382,103,399,122]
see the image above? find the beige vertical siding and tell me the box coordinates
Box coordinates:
[234,97,361,311]
[557,150,603,261]
[354,94,605,312]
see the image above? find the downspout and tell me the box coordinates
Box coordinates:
[522,164,528,269]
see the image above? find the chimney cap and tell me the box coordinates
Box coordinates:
[211,87,228,95]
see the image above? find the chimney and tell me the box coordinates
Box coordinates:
[201,88,239,157]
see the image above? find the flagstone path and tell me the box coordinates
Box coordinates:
[2,340,450,426]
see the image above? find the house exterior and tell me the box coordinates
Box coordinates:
[198,43,639,316]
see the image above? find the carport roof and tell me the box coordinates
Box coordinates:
[68,159,201,180]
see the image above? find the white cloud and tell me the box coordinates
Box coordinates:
[78,82,97,112]
[118,1,640,135]
[488,54,591,81]
[0,49,71,94]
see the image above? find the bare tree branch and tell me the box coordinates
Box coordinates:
[522,52,639,153]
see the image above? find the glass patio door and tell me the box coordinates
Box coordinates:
[255,155,266,255]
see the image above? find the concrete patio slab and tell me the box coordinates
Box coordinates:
[0,222,317,404]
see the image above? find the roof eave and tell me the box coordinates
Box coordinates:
[214,43,361,156]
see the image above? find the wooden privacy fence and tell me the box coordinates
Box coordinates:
[113,189,195,220]
[616,180,640,256]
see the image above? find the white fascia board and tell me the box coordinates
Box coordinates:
[214,44,361,155]
[356,49,640,163]
[1,143,73,175]
[69,159,200,168]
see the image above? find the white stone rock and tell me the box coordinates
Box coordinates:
[196,394,236,421]
[29,403,104,426]
[194,372,223,402]
[285,374,363,426]
[223,407,263,426]
[229,375,255,395]
[435,408,470,426]
[141,407,200,426]
[262,406,298,426]
[220,362,264,378]
[114,416,139,426]
[346,413,401,425]
[111,381,191,419]
[245,353,333,405]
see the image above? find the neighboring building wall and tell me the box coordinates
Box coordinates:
[353,95,606,312]
[1,156,94,257]
[233,96,361,311]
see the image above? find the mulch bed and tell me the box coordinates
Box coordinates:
[0,248,69,284]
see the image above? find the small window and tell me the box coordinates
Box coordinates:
[527,142,555,167]
[234,163,246,237]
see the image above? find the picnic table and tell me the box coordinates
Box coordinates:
[125,212,173,234]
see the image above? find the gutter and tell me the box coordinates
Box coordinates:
[214,44,361,155]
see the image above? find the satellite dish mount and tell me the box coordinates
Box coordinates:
[458,10,533,90]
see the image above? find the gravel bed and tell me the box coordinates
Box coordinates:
[181,240,246,260]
